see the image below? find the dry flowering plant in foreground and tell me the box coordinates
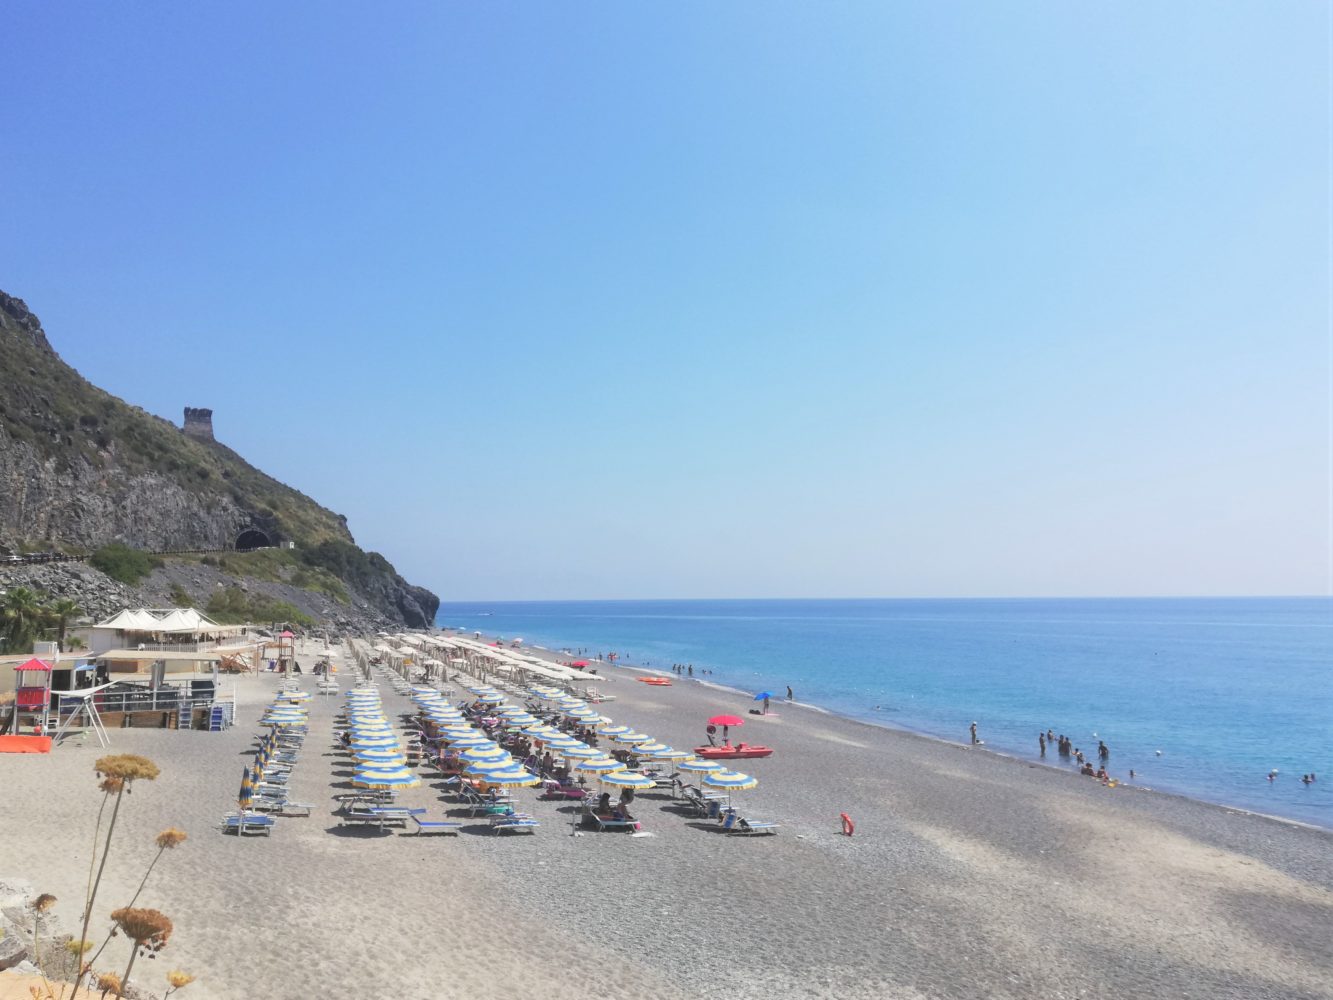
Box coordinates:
[108,907,172,1000]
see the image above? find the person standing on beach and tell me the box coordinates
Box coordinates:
[970,722,979,745]
[763,695,771,714]
[688,665,693,677]
[1039,732,1046,757]
[787,686,793,701]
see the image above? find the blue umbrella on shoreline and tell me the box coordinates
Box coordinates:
[753,692,775,701]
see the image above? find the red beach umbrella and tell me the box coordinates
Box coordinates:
[708,715,744,728]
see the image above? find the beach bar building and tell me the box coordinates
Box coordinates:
[65,608,264,730]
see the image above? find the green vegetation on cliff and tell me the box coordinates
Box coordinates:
[89,544,162,585]
[206,586,314,627]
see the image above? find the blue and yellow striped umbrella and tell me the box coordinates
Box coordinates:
[458,744,509,761]
[350,734,398,747]
[559,745,601,758]
[570,757,626,774]
[642,747,694,763]
[628,742,672,756]
[608,732,651,745]
[239,767,254,809]
[541,737,585,752]
[597,724,631,736]
[677,759,725,776]
[443,735,492,748]
[352,768,420,789]
[598,771,656,789]
[462,758,518,776]
[355,747,406,762]
[702,770,758,791]
[478,768,541,788]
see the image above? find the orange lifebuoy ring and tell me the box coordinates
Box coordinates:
[840,812,854,836]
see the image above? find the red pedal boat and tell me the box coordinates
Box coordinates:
[693,744,774,760]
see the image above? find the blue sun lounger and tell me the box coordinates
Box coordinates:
[411,815,463,836]
[220,812,276,836]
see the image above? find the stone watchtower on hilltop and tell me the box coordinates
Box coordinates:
[183,407,215,441]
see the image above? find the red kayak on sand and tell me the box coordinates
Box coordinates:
[694,744,774,760]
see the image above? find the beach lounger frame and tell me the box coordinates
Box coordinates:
[719,811,779,835]
[489,812,539,835]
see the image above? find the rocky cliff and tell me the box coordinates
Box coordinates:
[0,292,439,628]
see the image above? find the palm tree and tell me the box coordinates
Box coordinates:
[45,598,82,650]
[1,587,45,654]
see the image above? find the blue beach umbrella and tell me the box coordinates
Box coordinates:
[753,692,775,701]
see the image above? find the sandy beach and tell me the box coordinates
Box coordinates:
[2,638,1330,1000]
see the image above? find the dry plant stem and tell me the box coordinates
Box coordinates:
[113,947,137,1000]
[77,789,124,986]
[69,789,112,999]
[32,914,55,998]
[84,847,164,972]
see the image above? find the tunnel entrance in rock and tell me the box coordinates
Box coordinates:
[235,528,271,551]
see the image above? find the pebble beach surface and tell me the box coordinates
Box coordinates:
[2,640,1330,1000]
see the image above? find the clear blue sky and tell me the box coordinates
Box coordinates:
[3,3,1328,600]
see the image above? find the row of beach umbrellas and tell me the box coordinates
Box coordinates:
[343,686,420,789]
[422,681,760,803]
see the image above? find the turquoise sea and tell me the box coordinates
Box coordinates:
[437,598,1333,829]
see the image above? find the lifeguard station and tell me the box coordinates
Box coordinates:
[51,661,111,747]
[13,658,53,734]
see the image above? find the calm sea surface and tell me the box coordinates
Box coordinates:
[436,598,1332,828]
